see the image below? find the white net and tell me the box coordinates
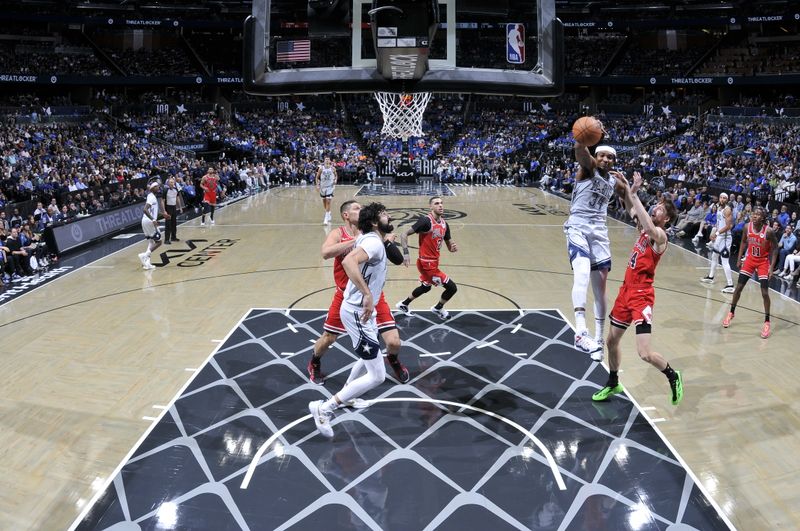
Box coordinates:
[374,92,432,141]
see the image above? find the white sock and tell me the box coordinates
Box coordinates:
[594,318,605,343]
[144,249,151,258]
[571,256,591,333]
[709,252,719,278]
[590,269,608,342]
[575,310,587,334]
[721,254,733,285]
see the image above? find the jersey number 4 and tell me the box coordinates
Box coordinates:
[628,251,639,270]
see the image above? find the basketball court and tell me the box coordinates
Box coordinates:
[2,0,799,529]
[2,184,799,530]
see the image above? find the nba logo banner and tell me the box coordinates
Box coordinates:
[506,23,525,64]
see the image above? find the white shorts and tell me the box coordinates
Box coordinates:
[340,302,381,360]
[712,232,732,255]
[320,185,335,198]
[565,224,611,270]
[142,218,159,238]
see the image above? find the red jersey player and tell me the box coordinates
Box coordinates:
[200,167,221,226]
[307,200,409,385]
[722,206,779,338]
[396,196,458,320]
[592,172,684,406]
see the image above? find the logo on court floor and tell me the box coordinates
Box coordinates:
[386,208,467,228]
[153,239,240,268]
[0,266,74,305]
[513,203,569,217]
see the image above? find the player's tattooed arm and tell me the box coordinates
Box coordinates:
[400,226,417,267]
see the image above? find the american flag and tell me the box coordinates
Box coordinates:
[276,40,311,62]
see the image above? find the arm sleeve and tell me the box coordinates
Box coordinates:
[410,216,431,234]
[444,223,452,241]
[385,240,404,265]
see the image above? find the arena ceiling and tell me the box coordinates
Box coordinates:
[0,0,791,19]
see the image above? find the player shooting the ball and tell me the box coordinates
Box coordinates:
[565,117,629,361]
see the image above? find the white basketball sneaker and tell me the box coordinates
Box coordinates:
[138,252,147,266]
[308,400,334,438]
[344,398,370,409]
[574,331,601,356]
[430,305,450,320]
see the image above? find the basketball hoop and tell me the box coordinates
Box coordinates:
[374,92,432,141]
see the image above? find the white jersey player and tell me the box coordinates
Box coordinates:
[701,192,734,292]
[316,156,338,225]
[565,142,628,360]
[138,180,163,270]
[309,202,395,438]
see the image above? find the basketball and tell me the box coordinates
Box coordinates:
[572,116,603,146]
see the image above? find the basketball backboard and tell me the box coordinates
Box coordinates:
[243,0,563,97]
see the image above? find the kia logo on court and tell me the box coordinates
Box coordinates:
[387,207,467,227]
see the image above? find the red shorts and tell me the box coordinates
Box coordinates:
[610,284,655,329]
[203,193,217,205]
[323,289,396,335]
[740,258,770,281]
[417,258,449,287]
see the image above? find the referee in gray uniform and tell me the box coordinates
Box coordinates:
[163,177,179,244]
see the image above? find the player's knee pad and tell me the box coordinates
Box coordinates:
[442,279,458,301]
[720,248,730,259]
[759,278,769,290]
[737,274,749,286]
[151,230,162,242]
[412,284,432,298]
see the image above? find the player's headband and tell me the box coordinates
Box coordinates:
[595,146,617,157]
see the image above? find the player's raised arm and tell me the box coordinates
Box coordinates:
[574,143,596,180]
[626,179,667,247]
[611,170,635,218]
